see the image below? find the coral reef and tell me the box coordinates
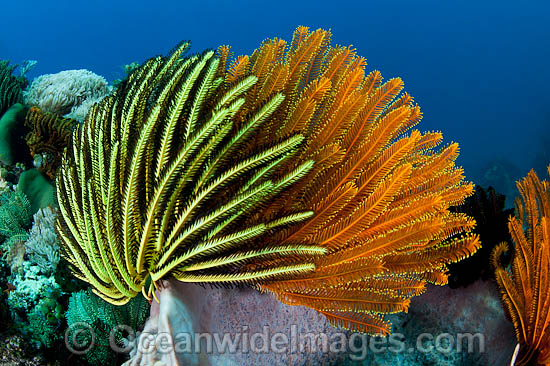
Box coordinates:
[24,107,78,179]
[0,334,48,366]
[1,25,543,366]
[492,167,550,366]
[0,185,86,362]
[3,204,65,349]
[128,279,515,365]
[7,261,63,347]
[447,185,514,288]
[0,250,11,333]
[23,69,110,119]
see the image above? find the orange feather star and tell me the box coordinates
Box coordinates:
[492,167,550,366]
[219,26,480,336]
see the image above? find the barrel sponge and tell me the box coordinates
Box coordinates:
[23,69,110,118]
[0,103,28,165]
[16,168,55,214]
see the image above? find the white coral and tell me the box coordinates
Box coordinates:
[64,95,105,121]
[0,177,10,192]
[23,69,111,120]
[24,206,60,275]
[7,261,60,311]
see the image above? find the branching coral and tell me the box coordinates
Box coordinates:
[492,167,550,366]
[15,284,64,348]
[56,27,479,335]
[25,206,60,276]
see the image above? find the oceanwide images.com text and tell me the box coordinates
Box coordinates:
[65,323,485,361]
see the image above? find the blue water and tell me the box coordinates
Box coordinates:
[2,0,550,191]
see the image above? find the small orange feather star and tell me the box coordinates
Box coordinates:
[493,167,550,366]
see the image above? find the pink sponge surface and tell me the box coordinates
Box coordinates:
[125,279,344,366]
[125,278,516,366]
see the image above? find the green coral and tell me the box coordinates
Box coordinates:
[0,103,29,166]
[66,289,150,365]
[112,61,140,88]
[0,190,32,261]
[27,306,60,348]
[0,190,31,237]
[16,285,64,348]
[0,64,29,166]
[17,168,55,214]
[0,191,31,333]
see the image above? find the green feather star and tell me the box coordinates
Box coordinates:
[56,43,325,305]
